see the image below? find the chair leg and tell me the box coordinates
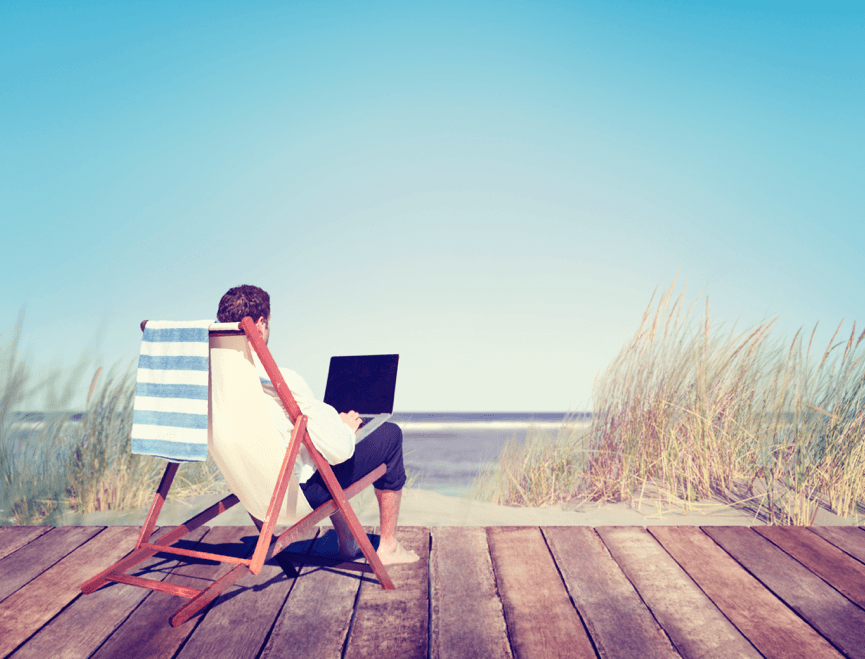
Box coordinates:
[334,496,395,590]
[136,462,179,549]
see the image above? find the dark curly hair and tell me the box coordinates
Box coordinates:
[217,285,271,324]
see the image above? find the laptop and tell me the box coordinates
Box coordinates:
[323,354,399,441]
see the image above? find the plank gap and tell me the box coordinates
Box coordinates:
[539,526,602,659]
[340,567,366,659]
[484,528,517,658]
[427,529,433,659]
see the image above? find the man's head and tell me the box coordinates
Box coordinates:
[217,284,271,342]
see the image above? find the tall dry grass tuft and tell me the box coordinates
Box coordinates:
[1,316,225,525]
[65,366,226,516]
[65,366,157,513]
[1,313,98,524]
[587,277,865,524]
[473,278,865,525]
[471,416,590,507]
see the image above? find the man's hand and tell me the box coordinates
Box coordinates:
[339,410,362,433]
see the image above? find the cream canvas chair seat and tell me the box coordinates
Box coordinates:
[207,323,313,525]
[81,317,394,627]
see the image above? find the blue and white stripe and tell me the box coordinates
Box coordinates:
[131,320,213,462]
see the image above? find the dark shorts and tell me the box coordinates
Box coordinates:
[299,421,407,509]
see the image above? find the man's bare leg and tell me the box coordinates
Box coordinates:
[374,488,419,565]
[331,489,419,565]
[330,511,361,560]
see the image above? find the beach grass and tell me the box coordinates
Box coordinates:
[469,417,590,507]
[64,367,227,517]
[1,316,225,525]
[474,278,865,525]
[0,314,89,525]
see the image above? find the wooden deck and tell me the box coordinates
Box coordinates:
[1,525,865,658]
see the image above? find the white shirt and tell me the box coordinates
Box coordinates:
[254,357,356,484]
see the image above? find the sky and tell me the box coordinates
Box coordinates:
[2,1,863,412]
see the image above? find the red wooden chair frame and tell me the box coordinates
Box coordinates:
[80,316,394,627]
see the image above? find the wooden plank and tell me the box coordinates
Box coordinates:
[596,526,761,659]
[0,526,139,657]
[89,526,253,659]
[544,526,679,659]
[649,526,842,659]
[0,526,52,561]
[0,526,102,603]
[260,527,363,659]
[809,526,865,563]
[704,526,865,659]
[755,526,865,608]
[487,526,595,659]
[177,526,318,659]
[430,526,512,659]
[344,527,430,659]
[7,527,212,659]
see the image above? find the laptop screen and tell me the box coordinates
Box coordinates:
[323,354,399,414]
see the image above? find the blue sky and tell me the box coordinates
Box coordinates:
[3,1,862,411]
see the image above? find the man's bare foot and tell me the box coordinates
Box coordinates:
[377,539,420,565]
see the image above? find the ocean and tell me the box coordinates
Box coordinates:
[5,411,592,499]
[393,412,591,497]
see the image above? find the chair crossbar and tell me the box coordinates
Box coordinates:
[164,494,240,540]
[133,492,240,557]
[106,572,203,599]
[139,543,252,566]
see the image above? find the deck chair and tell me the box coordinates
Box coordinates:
[80,316,394,627]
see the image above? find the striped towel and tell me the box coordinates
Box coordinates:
[130,320,213,462]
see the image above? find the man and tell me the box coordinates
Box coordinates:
[217,284,418,565]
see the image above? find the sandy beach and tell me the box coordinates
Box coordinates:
[59,486,863,528]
